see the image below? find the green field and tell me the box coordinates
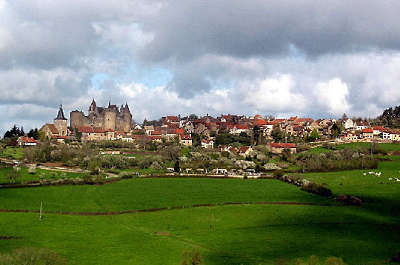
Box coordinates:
[307,142,400,154]
[0,147,24,160]
[0,178,333,212]
[0,203,398,265]
[0,166,84,184]
[0,147,399,264]
[302,156,400,219]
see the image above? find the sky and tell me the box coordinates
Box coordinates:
[1,0,400,134]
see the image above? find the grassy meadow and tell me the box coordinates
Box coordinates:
[0,166,84,184]
[0,142,399,264]
[0,178,333,212]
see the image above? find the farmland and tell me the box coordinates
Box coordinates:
[0,143,399,264]
[1,176,399,264]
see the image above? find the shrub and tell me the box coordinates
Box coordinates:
[139,159,152,169]
[301,182,332,197]
[181,249,202,265]
[221,151,230,158]
[273,170,285,178]
[82,173,93,184]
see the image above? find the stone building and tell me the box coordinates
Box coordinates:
[40,105,68,139]
[70,99,132,132]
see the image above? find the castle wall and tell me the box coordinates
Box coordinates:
[70,103,132,132]
[70,111,89,128]
[104,111,117,130]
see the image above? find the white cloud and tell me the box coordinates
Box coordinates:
[315,78,350,116]
[241,74,307,112]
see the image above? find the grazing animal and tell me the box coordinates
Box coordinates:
[363,173,367,176]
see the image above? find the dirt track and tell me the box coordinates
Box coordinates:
[0,201,340,216]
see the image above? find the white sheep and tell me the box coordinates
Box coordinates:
[363,173,367,176]
[389,178,393,181]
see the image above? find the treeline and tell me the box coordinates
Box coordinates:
[2,125,40,146]
[376,105,400,128]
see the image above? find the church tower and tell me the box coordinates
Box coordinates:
[54,105,68,136]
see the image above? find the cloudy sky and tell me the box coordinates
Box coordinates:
[1,0,400,134]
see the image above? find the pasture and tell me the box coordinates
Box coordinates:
[303,156,400,219]
[0,144,399,264]
[0,166,84,184]
[0,178,333,212]
[1,176,399,264]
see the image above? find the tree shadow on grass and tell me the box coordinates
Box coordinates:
[202,205,400,265]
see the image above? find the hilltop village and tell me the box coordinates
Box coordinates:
[2,101,400,265]
[23,100,400,154]
[1,99,397,180]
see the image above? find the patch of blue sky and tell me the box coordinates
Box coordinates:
[90,64,172,90]
[121,63,173,88]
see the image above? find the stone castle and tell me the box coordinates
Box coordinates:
[70,99,132,132]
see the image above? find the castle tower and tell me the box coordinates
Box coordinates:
[54,105,68,136]
[104,108,117,131]
[89,99,97,113]
[122,103,132,132]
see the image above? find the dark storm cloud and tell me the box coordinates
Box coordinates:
[139,0,400,62]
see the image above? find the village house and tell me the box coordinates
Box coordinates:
[373,126,385,137]
[343,118,355,129]
[230,124,250,135]
[238,146,253,157]
[179,134,192,146]
[390,130,400,141]
[341,130,359,141]
[77,126,114,141]
[201,139,214,149]
[144,125,155,136]
[355,121,370,131]
[381,128,391,140]
[17,136,37,146]
[361,128,374,139]
[115,132,133,142]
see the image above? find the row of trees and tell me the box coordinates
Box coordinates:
[2,125,40,146]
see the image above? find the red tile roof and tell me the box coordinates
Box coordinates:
[269,143,296,149]
[180,134,191,140]
[362,128,373,133]
[238,146,251,153]
[19,137,37,143]
[255,119,268,126]
[235,124,249,130]
[77,126,94,133]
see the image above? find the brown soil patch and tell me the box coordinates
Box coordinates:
[156,232,170,236]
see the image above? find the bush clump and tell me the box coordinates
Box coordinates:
[301,182,332,197]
